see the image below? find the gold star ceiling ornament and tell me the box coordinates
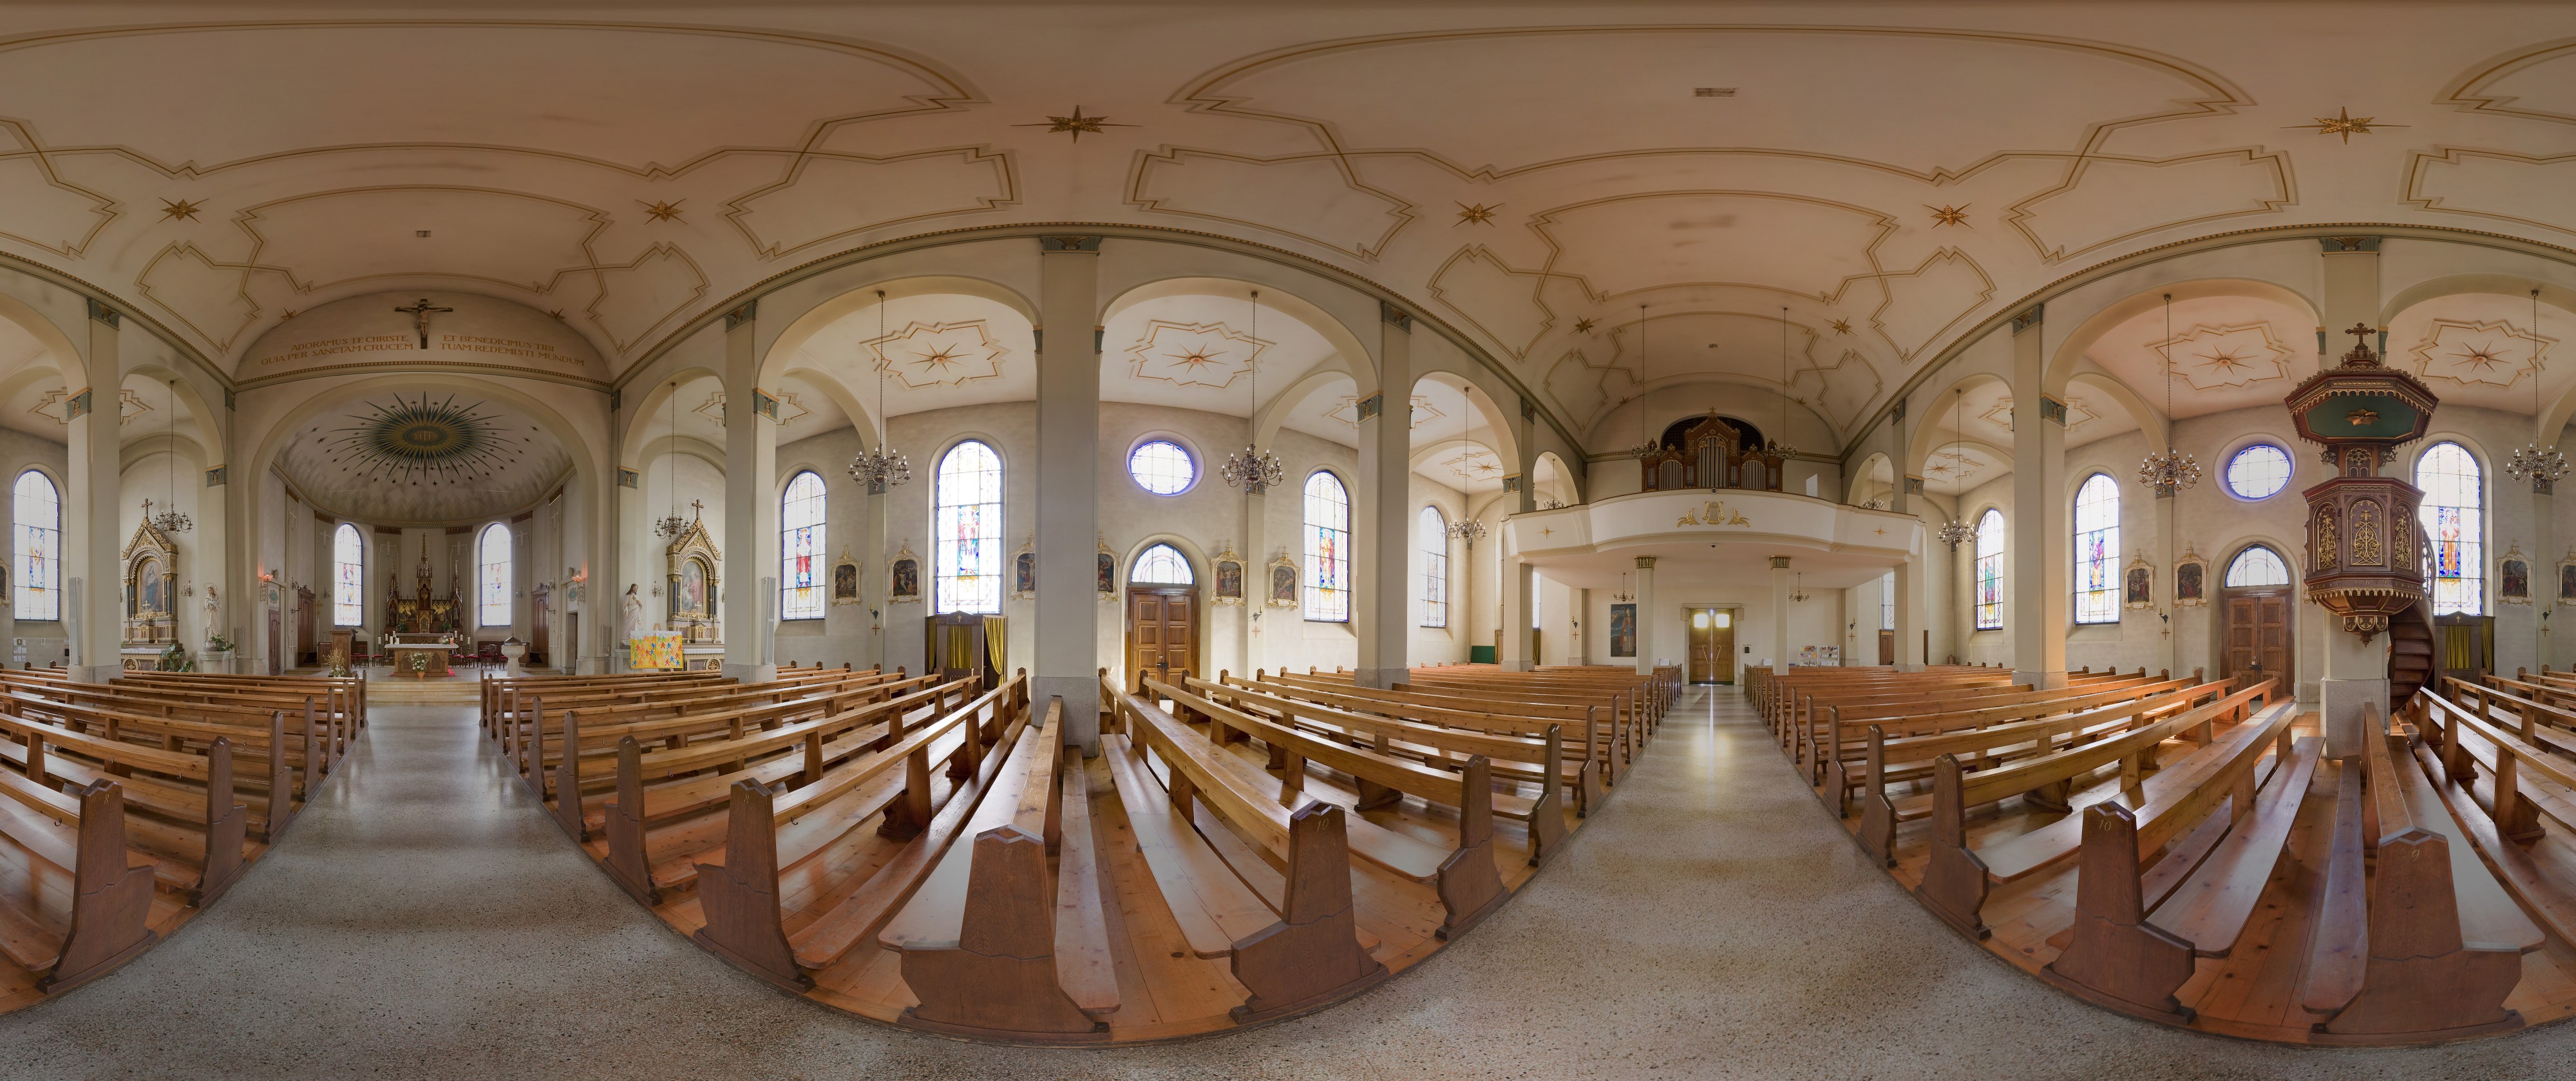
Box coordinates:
[1829,318,1853,335]
[639,199,685,222]
[1455,202,1499,225]
[914,343,965,374]
[158,198,202,221]
[1574,318,1596,333]
[2289,106,2405,144]
[1927,204,1969,227]
[1016,106,1135,142]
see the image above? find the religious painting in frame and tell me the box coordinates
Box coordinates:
[1096,538,1118,598]
[831,548,860,606]
[2501,542,2532,606]
[2172,546,2208,607]
[2559,548,2576,606]
[2123,554,2155,610]
[1211,543,1245,606]
[888,540,922,605]
[1267,553,1299,608]
[1610,602,1636,657]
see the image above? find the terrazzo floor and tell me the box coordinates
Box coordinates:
[0,690,2566,1078]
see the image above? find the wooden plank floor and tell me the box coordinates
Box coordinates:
[624,710,1585,1043]
[1848,711,2576,1044]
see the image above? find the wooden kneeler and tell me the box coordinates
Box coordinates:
[2039,803,2195,1022]
[1230,800,1390,1023]
[41,781,160,993]
[1435,755,1509,939]
[898,825,1108,1040]
[692,781,813,991]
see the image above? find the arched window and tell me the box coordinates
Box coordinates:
[477,523,511,626]
[1879,572,1895,631]
[1419,506,1450,629]
[2074,474,2120,624]
[2225,545,2291,587]
[781,470,826,620]
[1303,471,1350,622]
[1974,510,2004,630]
[333,523,364,627]
[2419,441,2484,615]
[1132,543,1193,584]
[934,441,1002,615]
[12,471,56,620]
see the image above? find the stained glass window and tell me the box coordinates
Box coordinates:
[2225,545,2290,587]
[1974,510,2004,630]
[2074,474,2120,624]
[1132,543,1192,584]
[478,522,511,626]
[1303,471,1349,622]
[781,470,825,620]
[935,441,1002,615]
[1128,441,1195,495]
[2225,444,2292,500]
[333,523,363,627]
[2418,441,2483,615]
[12,472,55,621]
[1420,506,1449,629]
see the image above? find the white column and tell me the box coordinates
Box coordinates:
[1353,304,1413,688]
[2317,240,2386,756]
[2009,307,2069,690]
[1499,556,1532,671]
[719,301,779,684]
[1770,555,1791,669]
[66,301,122,684]
[1033,236,1103,750]
[1894,473,1927,670]
[1633,555,1656,675]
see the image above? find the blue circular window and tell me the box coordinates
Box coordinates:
[2224,444,2291,500]
[1128,440,1196,495]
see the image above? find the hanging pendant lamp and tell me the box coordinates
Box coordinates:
[847,289,913,493]
[1936,388,1975,548]
[151,379,191,533]
[1447,387,1487,544]
[2506,287,2569,491]
[2137,293,2203,493]
[1763,308,1799,461]
[653,380,688,539]
[1220,289,1285,494]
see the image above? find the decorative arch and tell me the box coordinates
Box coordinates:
[753,273,1042,390]
[2043,278,2324,398]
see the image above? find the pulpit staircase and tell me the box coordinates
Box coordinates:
[2387,597,2435,713]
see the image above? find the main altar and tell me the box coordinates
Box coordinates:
[385,542,464,676]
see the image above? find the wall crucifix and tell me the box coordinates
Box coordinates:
[393,297,453,349]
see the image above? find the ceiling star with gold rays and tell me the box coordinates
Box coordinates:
[158,198,203,221]
[1014,105,1136,142]
[2151,321,2293,390]
[1926,204,1969,227]
[863,320,1009,389]
[1124,320,1263,390]
[2289,106,2405,144]
[319,394,526,489]
[2404,317,2549,390]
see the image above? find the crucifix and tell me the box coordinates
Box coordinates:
[393,297,453,349]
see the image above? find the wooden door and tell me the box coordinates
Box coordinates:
[1125,588,1198,691]
[2222,589,2293,687]
[1686,607,1734,684]
[529,584,551,665]
[294,587,317,665]
[1877,629,1895,666]
[267,606,281,676]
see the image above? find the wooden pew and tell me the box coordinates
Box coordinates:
[1224,672,1595,826]
[1270,671,1617,787]
[1913,677,2280,937]
[2299,698,2543,1042]
[0,710,249,905]
[0,775,158,993]
[1104,691,1390,1021]
[1819,675,2186,809]
[880,698,1118,1040]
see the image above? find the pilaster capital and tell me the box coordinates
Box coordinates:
[85,298,120,327]
[2009,304,2043,334]
[1039,234,1102,253]
[1769,555,1792,569]
[2318,236,2380,253]
[722,300,757,330]
[1379,300,1412,329]
[1635,556,1656,569]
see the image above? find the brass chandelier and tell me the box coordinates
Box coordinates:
[1446,387,1486,544]
[1220,289,1284,495]
[848,289,913,494]
[1764,308,1799,460]
[2505,288,2568,492]
[2136,294,2203,493]
[653,380,688,539]
[150,379,191,533]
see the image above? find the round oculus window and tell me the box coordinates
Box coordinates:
[1128,440,1196,495]
[2224,444,2291,500]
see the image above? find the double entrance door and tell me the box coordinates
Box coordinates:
[1685,606,1734,684]
[2222,588,2293,687]
[1125,586,1198,692]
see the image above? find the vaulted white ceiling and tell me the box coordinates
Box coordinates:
[3,6,2575,455]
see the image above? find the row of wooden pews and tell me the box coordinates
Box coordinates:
[512,658,1636,1043]
[0,667,361,1011]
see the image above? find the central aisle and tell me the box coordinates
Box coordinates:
[0,694,2546,1078]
